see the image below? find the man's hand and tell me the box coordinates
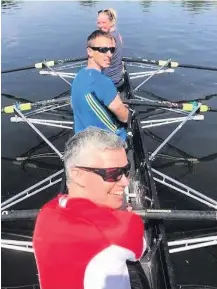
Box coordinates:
[126,204,133,212]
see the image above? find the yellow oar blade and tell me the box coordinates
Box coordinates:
[2,103,32,114]
[182,103,209,113]
[35,60,55,69]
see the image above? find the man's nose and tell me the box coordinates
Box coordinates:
[119,173,130,186]
[106,50,112,57]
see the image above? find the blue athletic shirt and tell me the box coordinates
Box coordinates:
[71,68,127,140]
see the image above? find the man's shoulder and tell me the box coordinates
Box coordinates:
[74,68,110,85]
[87,69,113,85]
[74,67,87,79]
[94,72,116,96]
[35,196,113,221]
[35,196,141,229]
[82,205,142,232]
[35,195,61,220]
[100,71,114,84]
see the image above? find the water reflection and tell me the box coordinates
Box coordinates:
[139,0,152,11]
[181,0,216,13]
[78,0,98,8]
[1,0,22,12]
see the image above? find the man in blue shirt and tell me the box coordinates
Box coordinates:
[71,30,129,141]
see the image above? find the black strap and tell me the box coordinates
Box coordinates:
[127,260,151,289]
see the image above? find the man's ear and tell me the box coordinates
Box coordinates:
[70,167,79,180]
[87,47,93,58]
[70,168,85,187]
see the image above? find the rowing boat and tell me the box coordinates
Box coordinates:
[1,57,217,289]
[124,70,177,289]
[1,68,175,289]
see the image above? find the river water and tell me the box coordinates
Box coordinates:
[1,1,217,288]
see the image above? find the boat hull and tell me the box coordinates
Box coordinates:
[124,67,176,289]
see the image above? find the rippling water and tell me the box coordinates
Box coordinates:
[1,1,217,288]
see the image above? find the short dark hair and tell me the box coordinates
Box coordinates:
[87,30,113,47]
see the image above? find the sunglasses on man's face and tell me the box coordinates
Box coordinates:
[89,46,115,54]
[76,162,131,182]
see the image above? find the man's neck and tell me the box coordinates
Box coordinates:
[67,184,87,199]
[87,59,102,72]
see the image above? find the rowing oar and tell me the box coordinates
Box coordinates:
[1,96,70,114]
[123,57,217,72]
[135,209,217,221]
[1,57,87,74]
[124,99,215,113]
[1,209,217,222]
[1,93,33,104]
[2,156,62,171]
[2,98,214,114]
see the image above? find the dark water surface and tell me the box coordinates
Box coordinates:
[1,1,217,288]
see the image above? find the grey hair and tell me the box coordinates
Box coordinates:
[63,127,127,184]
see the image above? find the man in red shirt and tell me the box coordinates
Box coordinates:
[33,127,146,289]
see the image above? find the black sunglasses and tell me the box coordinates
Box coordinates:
[76,162,131,182]
[89,46,115,54]
[98,9,113,18]
[98,9,109,14]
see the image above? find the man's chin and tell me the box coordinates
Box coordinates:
[103,62,111,68]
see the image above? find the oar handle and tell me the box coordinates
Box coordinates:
[134,209,217,221]
[123,99,180,109]
[1,209,39,221]
[1,209,217,222]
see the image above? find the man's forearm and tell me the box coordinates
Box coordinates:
[116,107,129,123]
